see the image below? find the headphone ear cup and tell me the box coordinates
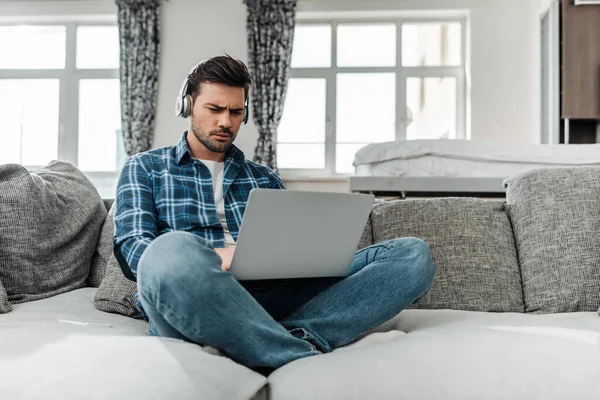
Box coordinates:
[182,95,191,118]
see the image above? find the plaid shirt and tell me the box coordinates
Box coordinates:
[113,131,285,319]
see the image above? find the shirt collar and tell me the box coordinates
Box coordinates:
[175,131,245,165]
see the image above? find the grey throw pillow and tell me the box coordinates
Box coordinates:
[0,280,12,313]
[94,253,142,319]
[88,202,116,287]
[370,198,524,312]
[504,167,600,313]
[0,161,106,304]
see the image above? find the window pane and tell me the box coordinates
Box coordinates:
[402,23,461,66]
[291,25,331,68]
[78,79,122,172]
[77,26,120,69]
[406,77,456,140]
[337,24,396,67]
[0,79,59,165]
[278,79,326,143]
[336,143,369,174]
[0,26,65,69]
[277,144,325,169]
[336,73,395,143]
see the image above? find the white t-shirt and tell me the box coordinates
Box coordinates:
[197,159,236,248]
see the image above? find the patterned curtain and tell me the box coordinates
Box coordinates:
[245,0,297,171]
[116,0,161,156]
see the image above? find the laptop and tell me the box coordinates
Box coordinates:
[229,189,375,281]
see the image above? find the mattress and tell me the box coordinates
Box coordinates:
[353,139,600,177]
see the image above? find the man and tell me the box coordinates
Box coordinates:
[113,55,435,374]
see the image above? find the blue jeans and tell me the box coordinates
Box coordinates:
[137,231,435,369]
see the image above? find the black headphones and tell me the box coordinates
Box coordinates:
[175,59,249,124]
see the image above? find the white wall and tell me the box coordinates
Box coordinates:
[538,0,553,12]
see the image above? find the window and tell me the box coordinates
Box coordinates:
[279,18,467,176]
[0,23,124,190]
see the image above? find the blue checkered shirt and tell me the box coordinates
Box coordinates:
[113,131,285,319]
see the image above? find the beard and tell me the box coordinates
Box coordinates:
[190,118,236,154]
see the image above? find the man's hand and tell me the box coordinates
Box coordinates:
[214,247,236,271]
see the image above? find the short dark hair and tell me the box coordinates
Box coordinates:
[186,55,252,100]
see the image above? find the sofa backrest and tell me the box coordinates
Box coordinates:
[97,166,600,316]
[368,197,524,313]
[504,167,600,313]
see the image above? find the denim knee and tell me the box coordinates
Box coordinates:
[137,231,220,300]
[389,237,435,297]
[410,238,435,296]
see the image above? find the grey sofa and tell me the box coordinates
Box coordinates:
[2,166,600,400]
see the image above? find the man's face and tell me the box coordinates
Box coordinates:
[189,82,245,154]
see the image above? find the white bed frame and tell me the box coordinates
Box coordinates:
[349,176,507,198]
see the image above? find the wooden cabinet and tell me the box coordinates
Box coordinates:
[561,0,600,119]
[541,0,600,144]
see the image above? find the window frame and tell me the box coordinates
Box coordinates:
[280,16,468,179]
[0,21,120,178]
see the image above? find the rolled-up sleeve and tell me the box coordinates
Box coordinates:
[113,155,158,282]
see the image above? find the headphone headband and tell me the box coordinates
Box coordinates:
[175,59,249,124]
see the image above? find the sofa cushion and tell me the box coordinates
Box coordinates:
[2,287,148,334]
[94,253,141,318]
[0,330,267,400]
[1,289,267,400]
[268,309,600,400]
[0,161,106,308]
[370,198,523,312]
[505,167,600,313]
[89,202,116,287]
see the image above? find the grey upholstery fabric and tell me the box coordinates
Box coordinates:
[370,198,524,312]
[94,253,141,319]
[89,202,116,287]
[3,288,268,400]
[0,161,106,307]
[116,0,161,155]
[505,167,600,313]
[245,0,297,170]
[0,281,11,313]
[4,288,148,334]
[356,213,373,251]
